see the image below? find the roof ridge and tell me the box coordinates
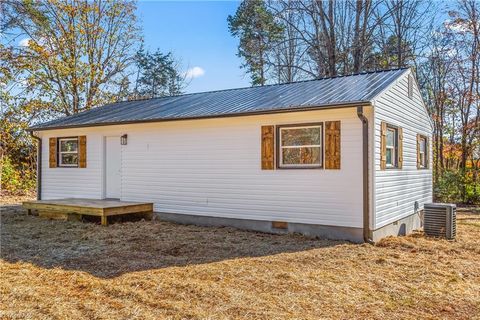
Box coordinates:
[111,67,410,105]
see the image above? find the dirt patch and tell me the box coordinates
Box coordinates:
[1,206,479,319]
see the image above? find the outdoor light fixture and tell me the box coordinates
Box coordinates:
[121,134,128,145]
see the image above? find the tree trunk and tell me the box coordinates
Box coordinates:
[327,0,336,76]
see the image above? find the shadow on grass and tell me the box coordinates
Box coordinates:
[0,205,347,278]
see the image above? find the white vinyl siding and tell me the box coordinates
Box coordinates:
[373,70,433,229]
[38,107,367,228]
[41,134,102,199]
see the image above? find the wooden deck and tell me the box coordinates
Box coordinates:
[23,199,154,226]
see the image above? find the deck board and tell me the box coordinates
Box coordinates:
[23,199,153,225]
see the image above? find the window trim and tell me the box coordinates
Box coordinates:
[57,137,79,167]
[418,134,428,169]
[276,122,324,169]
[385,125,399,169]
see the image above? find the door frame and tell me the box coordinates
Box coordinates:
[103,136,122,199]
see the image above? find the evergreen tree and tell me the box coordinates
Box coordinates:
[133,46,185,99]
[228,0,283,86]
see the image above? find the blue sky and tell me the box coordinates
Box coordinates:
[137,1,249,93]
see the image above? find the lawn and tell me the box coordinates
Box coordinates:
[1,198,479,319]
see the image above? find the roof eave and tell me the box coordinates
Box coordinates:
[27,101,372,132]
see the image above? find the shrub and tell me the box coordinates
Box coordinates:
[434,169,480,204]
[0,155,36,195]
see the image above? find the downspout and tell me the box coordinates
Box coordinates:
[29,131,42,200]
[356,106,374,244]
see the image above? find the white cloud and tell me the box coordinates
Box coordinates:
[446,47,458,57]
[185,66,205,79]
[19,38,31,47]
[19,78,29,87]
[19,37,51,48]
[449,23,469,33]
[444,19,470,33]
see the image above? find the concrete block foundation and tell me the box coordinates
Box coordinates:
[156,211,424,243]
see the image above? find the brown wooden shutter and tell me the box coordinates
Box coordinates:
[426,137,429,169]
[49,137,57,168]
[79,136,87,168]
[325,121,341,169]
[261,126,275,170]
[416,134,421,169]
[380,122,387,170]
[398,127,403,169]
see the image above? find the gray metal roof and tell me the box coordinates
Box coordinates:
[30,68,408,131]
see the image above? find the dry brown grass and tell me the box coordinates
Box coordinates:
[0,194,35,206]
[1,204,479,320]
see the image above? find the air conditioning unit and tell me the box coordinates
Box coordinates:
[423,203,456,240]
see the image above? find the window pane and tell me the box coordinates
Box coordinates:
[420,154,425,167]
[386,129,395,147]
[281,127,321,146]
[420,138,426,153]
[386,148,393,165]
[300,147,321,165]
[61,153,78,165]
[60,139,78,152]
[282,148,301,165]
[282,147,321,165]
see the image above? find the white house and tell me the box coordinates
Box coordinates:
[28,68,432,242]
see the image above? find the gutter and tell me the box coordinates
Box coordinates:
[29,131,42,200]
[356,106,374,244]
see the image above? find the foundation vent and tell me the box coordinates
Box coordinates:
[272,221,288,229]
[424,203,456,240]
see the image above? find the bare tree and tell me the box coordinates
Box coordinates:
[445,0,480,200]
[376,0,432,68]
[418,28,455,184]
[2,0,141,116]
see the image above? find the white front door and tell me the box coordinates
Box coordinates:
[105,136,121,199]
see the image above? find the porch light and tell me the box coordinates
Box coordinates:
[121,134,128,145]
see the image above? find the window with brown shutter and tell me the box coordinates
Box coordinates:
[398,127,403,169]
[49,136,86,168]
[49,137,57,168]
[79,136,87,168]
[261,126,275,170]
[380,122,387,170]
[325,121,341,169]
[417,134,428,169]
[48,136,87,168]
[424,137,429,168]
[381,122,402,170]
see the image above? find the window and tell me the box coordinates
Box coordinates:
[386,126,398,168]
[419,135,427,168]
[277,124,323,168]
[58,138,79,167]
[381,122,403,170]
